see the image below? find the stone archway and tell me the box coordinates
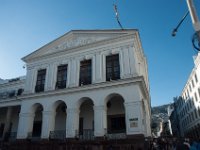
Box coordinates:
[31,103,43,138]
[78,98,94,140]
[50,100,67,140]
[105,93,126,135]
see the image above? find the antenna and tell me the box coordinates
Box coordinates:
[113,0,124,30]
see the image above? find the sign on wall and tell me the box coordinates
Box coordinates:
[129,118,138,128]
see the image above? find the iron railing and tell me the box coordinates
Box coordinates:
[78,129,94,141]
[49,130,66,140]
[55,81,66,89]
[27,132,41,141]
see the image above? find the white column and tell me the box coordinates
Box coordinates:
[127,45,137,77]
[94,52,103,83]
[68,59,79,87]
[46,64,56,91]
[121,46,131,78]
[124,101,144,135]
[17,113,35,139]
[2,107,12,138]
[24,67,35,94]
[93,105,107,137]
[66,108,80,138]
[41,111,56,139]
[91,55,96,83]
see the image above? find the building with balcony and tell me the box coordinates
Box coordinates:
[0,29,151,142]
[170,54,200,138]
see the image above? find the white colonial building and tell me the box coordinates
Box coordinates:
[171,53,200,138]
[0,29,151,141]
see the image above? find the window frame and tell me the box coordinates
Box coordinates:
[79,59,92,86]
[106,54,120,81]
[35,69,46,93]
[56,64,68,89]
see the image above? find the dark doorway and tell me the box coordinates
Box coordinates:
[0,123,5,137]
[32,121,42,137]
[79,118,83,135]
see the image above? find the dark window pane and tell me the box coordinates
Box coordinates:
[35,69,46,93]
[79,60,92,86]
[106,54,120,81]
[56,64,68,89]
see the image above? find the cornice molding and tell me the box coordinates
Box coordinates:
[19,76,149,100]
[25,33,136,63]
[0,79,25,89]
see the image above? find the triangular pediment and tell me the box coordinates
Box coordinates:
[22,29,136,62]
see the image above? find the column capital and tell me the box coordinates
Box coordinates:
[42,110,55,116]
[124,101,141,107]
[19,112,35,118]
[93,105,106,111]
[67,108,80,114]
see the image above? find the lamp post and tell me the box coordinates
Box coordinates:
[186,0,200,50]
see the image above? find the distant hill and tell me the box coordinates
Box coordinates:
[151,103,173,137]
[151,104,171,115]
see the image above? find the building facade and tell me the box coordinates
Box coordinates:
[0,29,151,141]
[170,54,200,138]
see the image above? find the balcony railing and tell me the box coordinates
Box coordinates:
[27,132,41,141]
[105,128,126,140]
[78,129,94,141]
[35,85,44,93]
[49,130,66,140]
[55,81,66,89]
[5,132,17,141]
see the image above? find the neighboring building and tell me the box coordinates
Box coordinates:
[170,97,181,137]
[171,54,200,138]
[0,29,151,141]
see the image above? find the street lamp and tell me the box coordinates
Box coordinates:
[171,11,189,37]
[172,0,200,51]
[186,0,200,51]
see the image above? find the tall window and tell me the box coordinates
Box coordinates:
[191,79,195,88]
[79,59,92,86]
[56,64,68,89]
[35,69,46,93]
[195,74,198,83]
[106,54,120,81]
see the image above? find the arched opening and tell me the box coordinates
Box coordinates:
[52,101,67,139]
[0,106,20,141]
[106,94,126,134]
[79,98,94,140]
[7,106,21,141]
[31,104,43,138]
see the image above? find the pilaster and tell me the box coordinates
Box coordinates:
[66,108,80,138]
[93,105,107,137]
[24,67,35,94]
[121,46,131,78]
[129,45,137,76]
[68,58,79,87]
[94,52,103,83]
[17,113,35,139]
[2,107,12,138]
[124,101,144,136]
[46,64,56,91]
[41,111,56,139]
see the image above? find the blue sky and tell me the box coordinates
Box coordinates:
[0,0,199,106]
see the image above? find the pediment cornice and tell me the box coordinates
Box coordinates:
[22,30,138,63]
